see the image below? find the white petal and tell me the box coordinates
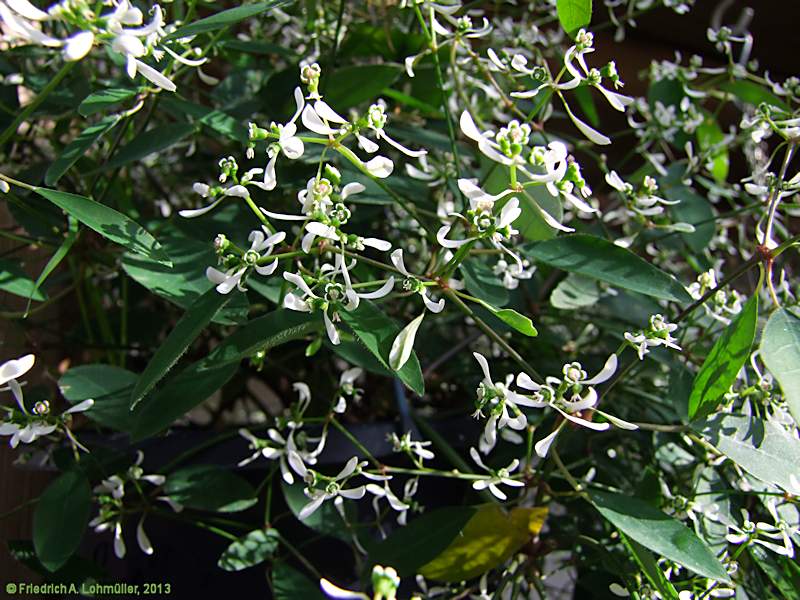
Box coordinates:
[298,493,327,520]
[319,578,369,599]
[390,313,425,371]
[596,86,634,112]
[302,105,339,135]
[338,486,366,500]
[282,137,304,159]
[341,182,365,200]
[356,133,379,154]
[421,290,445,313]
[7,0,49,20]
[136,518,153,555]
[178,197,225,218]
[63,31,95,61]
[378,131,427,157]
[361,237,392,251]
[0,354,35,385]
[133,59,176,92]
[314,100,348,124]
[358,277,395,300]
[515,372,540,391]
[364,156,394,178]
[556,407,611,431]
[472,352,492,383]
[584,354,618,385]
[564,102,611,145]
[323,310,340,345]
[459,110,484,142]
[534,428,561,457]
[114,523,126,559]
[63,398,94,414]
[390,249,410,276]
[336,456,360,480]
[436,225,472,249]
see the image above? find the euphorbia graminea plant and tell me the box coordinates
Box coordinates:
[1,0,799,597]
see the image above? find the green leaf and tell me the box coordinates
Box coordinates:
[696,413,800,495]
[556,0,592,35]
[130,361,238,441]
[33,471,92,572]
[390,312,425,371]
[419,505,547,582]
[160,96,247,143]
[45,115,120,185]
[324,64,404,109]
[34,188,172,266]
[166,0,290,40]
[760,308,800,424]
[0,258,48,301]
[461,259,509,307]
[130,288,231,408]
[60,364,137,431]
[688,294,758,420]
[619,534,680,600]
[339,300,425,396]
[475,301,538,337]
[105,122,195,170]
[696,116,729,183]
[550,273,601,310]
[589,490,730,582]
[25,217,79,316]
[573,85,600,127]
[719,80,789,111]
[281,480,354,542]
[218,528,279,571]
[121,229,247,325]
[164,465,257,513]
[523,234,691,303]
[199,310,320,368]
[368,506,476,576]
[8,540,105,587]
[750,545,800,600]
[272,562,325,600]
[78,88,137,117]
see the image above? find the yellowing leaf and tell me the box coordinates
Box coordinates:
[419,504,548,582]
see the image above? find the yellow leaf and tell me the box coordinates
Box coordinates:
[418,504,548,582]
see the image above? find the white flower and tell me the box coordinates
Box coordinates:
[0,421,57,448]
[361,101,427,158]
[0,353,35,410]
[289,454,367,520]
[206,228,286,294]
[250,87,306,189]
[469,447,524,501]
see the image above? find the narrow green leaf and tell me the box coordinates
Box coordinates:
[461,259,509,307]
[164,465,257,513]
[78,88,137,117]
[551,273,600,310]
[130,288,231,408]
[664,185,715,253]
[750,545,800,600]
[324,64,404,109]
[475,300,538,337]
[339,300,425,396]
[25,216,79,316]
[0,258,48,301]
[165,0,290,40]
[130,361,237,441]
[105,122,195,170]
[45,115,120,185]
[620,534,680,600]
[218,529,279,571]
[34,188,172,266]
[719,80,789,111]
[160,97,247,143]
[688,294,758,420]
[368,506,476,576]
[760,308,800,424]
[573,85,600,127]
[590,490,731,583]
[523,234,691,303]
[33,471,92,572]
[697,413,800,494]
[556,0,592,35]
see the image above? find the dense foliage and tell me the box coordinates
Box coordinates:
[1,0,799,598]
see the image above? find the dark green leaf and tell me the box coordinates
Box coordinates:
[0,258,48,301]
[25,216,79,315]
[573,85,600,127]
[664,186,715,253]
[218,528,279,571]
[696,413,800,494]
[45,115,120,185]
[78,88,137,116]
[130,288,231,408]
[589,490,730,582]
[105,122,195,170]
[368,506,476,576]
[696,116,729,183]
[281,480,354,542]
[166,1,291,40]
[750,545,800,600]
[620,534,680,600]
[121,229,247,325]
[550,273,601,310]
[8,540,105,587]
[476,301,538,337]
[760,308,800,424]
[272,562,325,600]
[33,471,92,572]
[160,96,247,143]
[130,361,238,440]
[461,259,509,307]
[324,64,404,109]
[688,294,758,419]
[523,234,691,303]
[556,0,592,35]
[339,300,425,396]
[164,465,257,513]
[34,188,172,266]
